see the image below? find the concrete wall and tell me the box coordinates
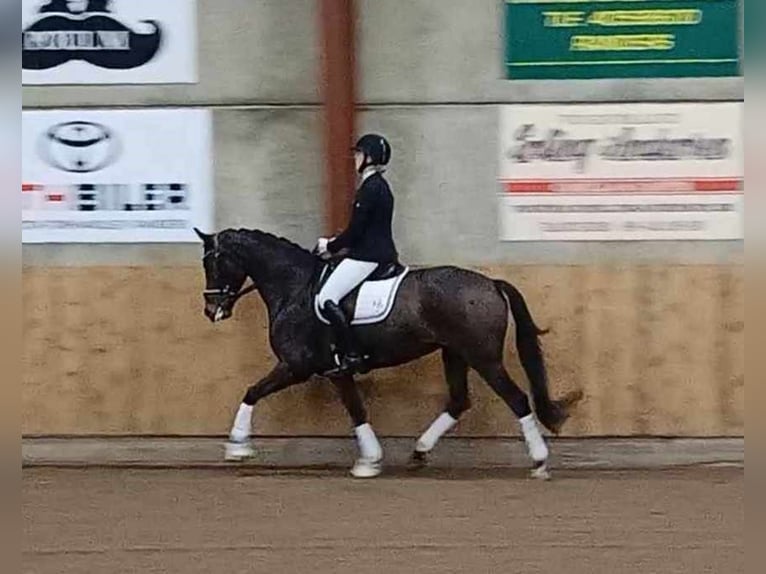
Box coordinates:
[22,0,744,436]
[22,0,744,267]
[22,0,743,108]
[24,0,326,268]
[22,0,320,108]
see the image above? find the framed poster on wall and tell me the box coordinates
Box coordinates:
[498,102,744,241]
[504,0,741,79]
[22,0,198,84]
[22,108,214,243]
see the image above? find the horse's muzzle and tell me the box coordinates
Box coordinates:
[204,303,232,323]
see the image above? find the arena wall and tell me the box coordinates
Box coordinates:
[22,0,744,437]
[22,263,743,436]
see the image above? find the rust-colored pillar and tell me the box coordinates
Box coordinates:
[318,0,357,235]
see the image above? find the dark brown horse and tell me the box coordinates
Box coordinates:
[195,228,580,478]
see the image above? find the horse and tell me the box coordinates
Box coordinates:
[194,227,581,479]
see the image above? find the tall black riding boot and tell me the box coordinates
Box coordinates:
[322,301,368,376]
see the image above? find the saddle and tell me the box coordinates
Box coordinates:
[313,256,410,326]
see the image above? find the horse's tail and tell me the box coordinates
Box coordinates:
[494,279,569,434]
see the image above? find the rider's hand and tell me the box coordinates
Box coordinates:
[316,237,330,255]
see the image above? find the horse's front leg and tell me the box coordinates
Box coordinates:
[331,375,383,478]
[225,362,306,461]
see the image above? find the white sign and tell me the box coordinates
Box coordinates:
[22,0,197,85]
[498,103,744,241]
[22,109,213,243]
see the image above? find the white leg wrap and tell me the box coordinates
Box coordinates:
[519,413,549,462]
[229,403,253,443]
[354,423,382,461]
[415,412,458,453]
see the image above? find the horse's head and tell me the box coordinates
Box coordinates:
[194,228,249,323]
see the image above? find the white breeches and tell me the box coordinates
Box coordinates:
[317,258,378,307]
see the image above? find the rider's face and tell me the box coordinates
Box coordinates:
[67,0,88,13]
[354,151,365,172]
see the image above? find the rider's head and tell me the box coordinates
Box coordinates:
[353,133,391,174]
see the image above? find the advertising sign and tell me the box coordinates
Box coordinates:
[22,108,213,243]
[498,102,743,241]
[505,0,741,79]
[22,0,197,84]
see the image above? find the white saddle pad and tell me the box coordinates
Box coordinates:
[315,267,410,326]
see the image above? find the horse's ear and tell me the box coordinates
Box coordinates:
[193,227,209,242]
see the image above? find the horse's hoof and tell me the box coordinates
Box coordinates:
[350,458,382,478]
[408,450,428,469]
[530,461,551,481]
[224,441,254,461]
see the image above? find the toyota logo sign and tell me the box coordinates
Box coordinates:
[39,120,121,173]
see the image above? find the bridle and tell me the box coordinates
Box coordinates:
[202,248,258,309]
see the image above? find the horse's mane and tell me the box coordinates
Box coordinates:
[223,228,316,260]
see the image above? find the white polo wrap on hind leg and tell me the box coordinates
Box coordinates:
[415,412,458,453]
[519,413,548,462]
[230,403,253,442]
[354,423,382,461]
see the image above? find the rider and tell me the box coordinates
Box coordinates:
[316,133,398,375]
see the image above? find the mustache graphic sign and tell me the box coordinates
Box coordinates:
[23,13,162,70]
[22,0,197,85]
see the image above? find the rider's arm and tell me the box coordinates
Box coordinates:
[327,185,376,253]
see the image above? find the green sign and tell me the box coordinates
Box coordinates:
[505,0,741,79]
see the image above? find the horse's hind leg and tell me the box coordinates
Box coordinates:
[411,349,470,466]
[475,362,551,480]
[331,375,383,478]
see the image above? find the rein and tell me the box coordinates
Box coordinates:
[205,237,328,308]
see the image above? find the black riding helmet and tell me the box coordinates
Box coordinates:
[353,133,391,172]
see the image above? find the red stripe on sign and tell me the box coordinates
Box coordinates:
[22,183,39,192]
[694,179,741,192]
[505,181,552,193]
[504,178,743,194]
[47,194,64,202]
